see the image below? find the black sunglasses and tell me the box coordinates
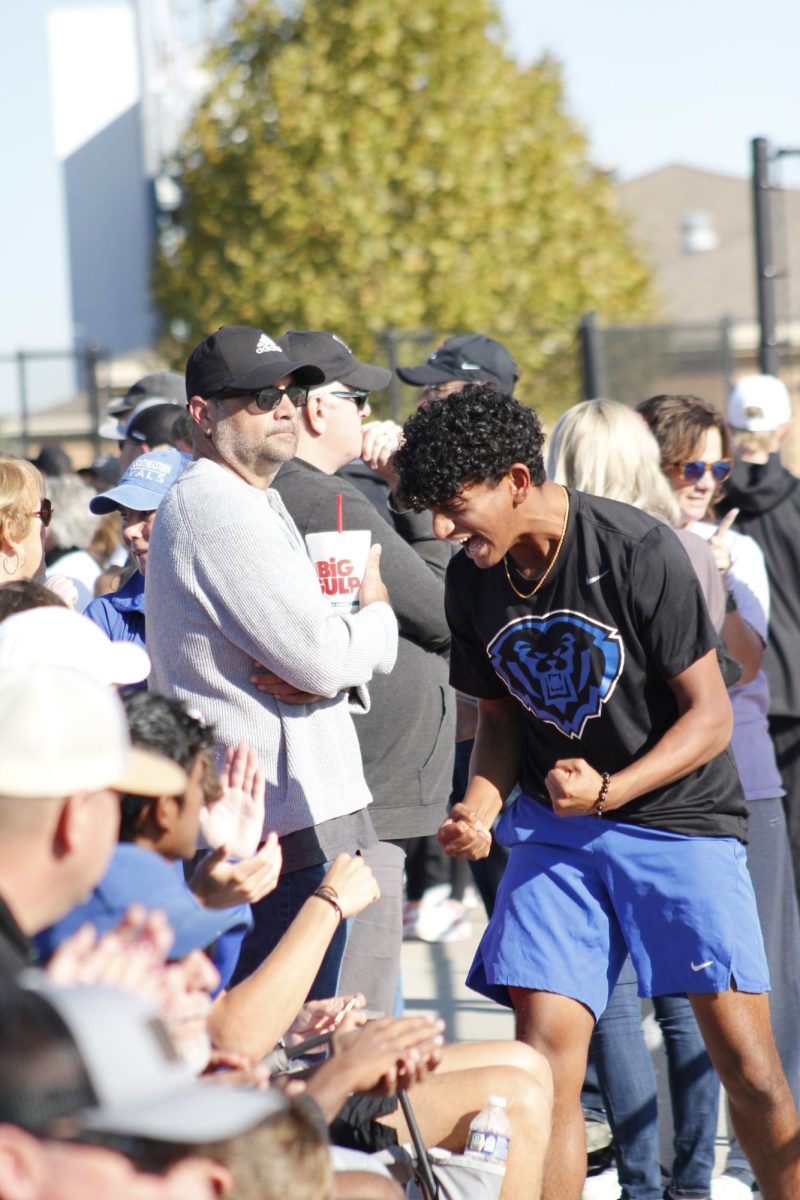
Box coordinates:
[673,459,733,485]
[32,498,54,528]
[329,389,370,411]
[211,384,309,411]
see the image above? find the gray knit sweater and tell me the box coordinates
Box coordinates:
[145,458,398,838]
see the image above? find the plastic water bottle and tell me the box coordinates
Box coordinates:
[463,1094,511,1164]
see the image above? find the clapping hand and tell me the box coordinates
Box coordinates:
[190,832,282,908]
[284,994,368,1047]
[199,742,266,859]
[331,1014,445,1094]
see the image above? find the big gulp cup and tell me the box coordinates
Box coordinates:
[305,530,372,613]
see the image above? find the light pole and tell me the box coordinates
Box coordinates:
[752,136,800,376]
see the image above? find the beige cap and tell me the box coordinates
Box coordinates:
[0,665,186,799]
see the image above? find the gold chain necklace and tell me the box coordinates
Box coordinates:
[503,486,570,600]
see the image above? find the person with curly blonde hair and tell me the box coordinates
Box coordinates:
[0,455,49,584]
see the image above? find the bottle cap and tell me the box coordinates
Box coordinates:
[487,1095,508,1107]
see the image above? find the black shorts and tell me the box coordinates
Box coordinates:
[329,1093,399,1153]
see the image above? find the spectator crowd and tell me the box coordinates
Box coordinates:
[1,322,800,1200]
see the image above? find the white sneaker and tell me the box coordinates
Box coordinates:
[412,898,472,943]
[581,1166,620,1200]
[403,884,454,940]
[711,1178,753,1199]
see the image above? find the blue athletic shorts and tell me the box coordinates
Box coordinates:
[467,793,770,1020]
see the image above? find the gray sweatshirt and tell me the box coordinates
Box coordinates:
[145,458,398,839]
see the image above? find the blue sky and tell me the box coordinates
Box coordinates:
[2,0,799,364]
[503,0,800,182]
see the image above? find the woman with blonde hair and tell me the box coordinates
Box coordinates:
[0,455,51,584]
[547,399,726,1200]
[548,399,725,628]
[0,455,78,606]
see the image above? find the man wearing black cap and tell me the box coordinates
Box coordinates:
[98,370,186,443]
[145,326,395,999]
[30,445,74,479]
[396,332,518,397]
[268,331,455,1014]
[357,332,519,488]
[118,402,186,473]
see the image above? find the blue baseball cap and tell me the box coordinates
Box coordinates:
[89,449,187,515]
[35,844,253,962]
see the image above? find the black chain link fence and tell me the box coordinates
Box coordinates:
[0,347,110,462]
[2,320,797,462]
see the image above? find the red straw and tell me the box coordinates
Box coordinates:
[336,493,343,533]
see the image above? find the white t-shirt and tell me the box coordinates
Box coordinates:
[46,550,101,614]
[691,521,782,801]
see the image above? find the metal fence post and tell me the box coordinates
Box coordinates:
[15,351,29,458]
[578,312,603,399]
[85,345,102,458]
[720,315,735,394]
[752,137,780,377]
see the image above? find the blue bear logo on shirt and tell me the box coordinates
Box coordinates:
[487,610,624,738]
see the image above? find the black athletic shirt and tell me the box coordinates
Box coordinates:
[446,489,747,839]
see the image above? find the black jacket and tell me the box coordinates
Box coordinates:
[272,459,455,839]
[0,895,33,978]
[719,454,800,717]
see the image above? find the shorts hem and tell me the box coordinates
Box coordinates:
[468,958,602,1018]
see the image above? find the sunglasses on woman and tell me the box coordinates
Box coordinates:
[673,459,733,485]
[31,498,54,528]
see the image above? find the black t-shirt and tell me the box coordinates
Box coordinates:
[447,489,747,839]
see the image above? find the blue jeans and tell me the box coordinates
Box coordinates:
[654,993,719,1198]
[591,957,719,1199]
[230,860,349,1000]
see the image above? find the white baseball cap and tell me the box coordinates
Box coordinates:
[0,607,151,687]
[727,375,792,432]
[0,665,186,798]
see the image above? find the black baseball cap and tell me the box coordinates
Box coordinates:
[277,331,392,391]
[124,402,184,446]
[396,333,518,393]
[30,445,73,477]
[186,325,324,400]
[99,372,186,440]
[125,371,186,408]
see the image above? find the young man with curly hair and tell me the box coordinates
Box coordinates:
[391,383,800,1200]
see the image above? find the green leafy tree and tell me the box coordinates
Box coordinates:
[153,0,651,419]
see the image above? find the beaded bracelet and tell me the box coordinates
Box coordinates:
[313,886,344,923]
[592,772,611,819]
